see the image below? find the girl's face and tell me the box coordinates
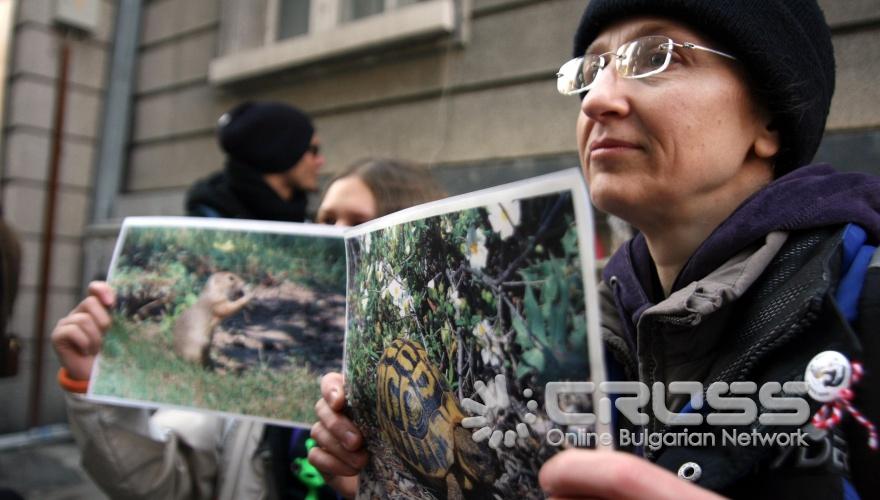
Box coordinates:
[316,175,378,227]
[576,17,779,231]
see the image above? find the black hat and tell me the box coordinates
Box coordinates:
[573,0,835,175]
[217,101,315,173]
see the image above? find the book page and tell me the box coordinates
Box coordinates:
[88,216,346,428]
[343,168,607,499]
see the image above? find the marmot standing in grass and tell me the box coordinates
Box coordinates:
[173,272,253,367]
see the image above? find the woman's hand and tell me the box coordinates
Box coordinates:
[539,449,724,499]
[50,281,115,381]
[308,372,368,498]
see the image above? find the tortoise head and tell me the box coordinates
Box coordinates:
[452,415,498,488]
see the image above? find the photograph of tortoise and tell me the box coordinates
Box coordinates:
[344,187,601,497]
[376,338,497,499]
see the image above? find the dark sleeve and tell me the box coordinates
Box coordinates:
[850,247,880,498]
[598,280,637,380]
[187,204,225,218]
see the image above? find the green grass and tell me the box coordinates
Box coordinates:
[93,317,321,424]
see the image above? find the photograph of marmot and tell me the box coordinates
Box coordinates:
[89,217,346,426]
[172,271,253,367]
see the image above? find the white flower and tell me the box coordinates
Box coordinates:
[466,228,488,270]
[213,240,235,252]
[427,279,435,289]
[487,200,522,239]
[383,277,416,318]
[361,295,369,310]
[448,287,466,317]
[375,265,385,283]
[473,319,492,338]
[442,217,453,234]
[386,277,405,303]
[399,294,414,318]
[472,319,504,367]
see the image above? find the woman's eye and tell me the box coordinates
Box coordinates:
[649,52,667,68]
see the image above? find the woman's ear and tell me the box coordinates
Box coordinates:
[754,116,780,160]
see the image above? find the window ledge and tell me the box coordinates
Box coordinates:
[209,0,456,86]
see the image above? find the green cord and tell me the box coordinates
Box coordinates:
[294,437,326,500]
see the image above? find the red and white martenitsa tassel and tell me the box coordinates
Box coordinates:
[811,361,878,451]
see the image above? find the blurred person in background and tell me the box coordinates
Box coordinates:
[317,158,448,226]
[0,216,21,378]
[0,216,23,500]
[186,101,324,222]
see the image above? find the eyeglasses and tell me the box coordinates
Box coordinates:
[308,144,321,156]
[556,35,737,96]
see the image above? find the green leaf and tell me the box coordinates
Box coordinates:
[571,314,587,351]
[553,302,570,346]
[513,316,529,345]
[522,348,546,371]
[515,363,534,379]
[542,273,559,303]
[524,286,546,343]
[562,226,579,256]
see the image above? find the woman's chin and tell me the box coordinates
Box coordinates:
[589,181,631,213]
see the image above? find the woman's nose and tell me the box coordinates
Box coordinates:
[581,65,630,122]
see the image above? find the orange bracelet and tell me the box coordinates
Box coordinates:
[57,367,89,394]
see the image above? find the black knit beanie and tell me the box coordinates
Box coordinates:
[217,101,315,173]
[573,0,835,175]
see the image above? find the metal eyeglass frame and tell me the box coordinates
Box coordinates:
[557,36,737,96]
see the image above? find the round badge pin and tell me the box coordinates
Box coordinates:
[804,350,852,403]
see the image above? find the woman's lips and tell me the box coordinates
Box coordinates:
[589,138,640,158]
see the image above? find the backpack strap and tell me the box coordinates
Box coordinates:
[836,224,877,323]
[847,238,880,498]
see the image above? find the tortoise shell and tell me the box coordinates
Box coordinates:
[376,338,464,480]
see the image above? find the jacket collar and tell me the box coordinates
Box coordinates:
[603,163,880,340]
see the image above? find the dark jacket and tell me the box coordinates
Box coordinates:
[185,159,309,222]
[601,165,880,498]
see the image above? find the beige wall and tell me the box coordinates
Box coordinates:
[122,0,584,199]
[0,0,116,432]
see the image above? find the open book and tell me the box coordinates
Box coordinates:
[90,168,608,495]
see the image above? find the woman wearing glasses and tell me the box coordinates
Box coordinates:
[311,1,880,498]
